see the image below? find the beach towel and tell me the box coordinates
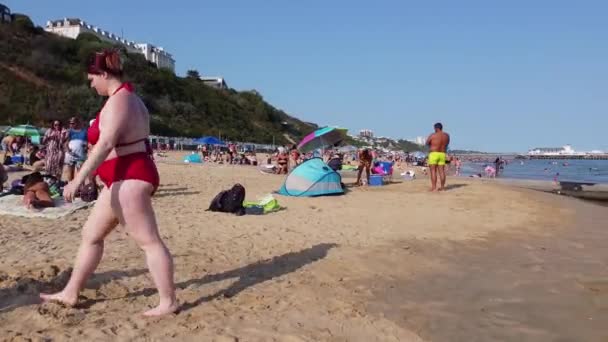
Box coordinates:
[341,165,357,171]
[243,194,282,215]
[0,195,94,219]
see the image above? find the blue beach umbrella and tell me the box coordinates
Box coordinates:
[193,136,226,146]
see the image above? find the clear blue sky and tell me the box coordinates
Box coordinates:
[7,0,608,152]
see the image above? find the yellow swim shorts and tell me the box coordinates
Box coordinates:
[428,152,446,166]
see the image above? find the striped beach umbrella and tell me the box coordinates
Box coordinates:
[4,124,42,137]
[297,127,345,153]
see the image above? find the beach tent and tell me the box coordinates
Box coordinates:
[183,153,203,163]
[278,158,344,197]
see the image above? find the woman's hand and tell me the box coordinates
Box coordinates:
[62,180,80,202]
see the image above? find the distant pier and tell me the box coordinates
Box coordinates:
[516,154,608,160]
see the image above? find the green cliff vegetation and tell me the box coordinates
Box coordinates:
[0,14,316,144]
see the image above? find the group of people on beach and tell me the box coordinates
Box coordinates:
[3,48,459,318]
[2,117,88,181]
[349,122,452,191]
[1,116,93,207]
[197,144,259,166]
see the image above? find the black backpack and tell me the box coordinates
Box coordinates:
[206,184,246,216]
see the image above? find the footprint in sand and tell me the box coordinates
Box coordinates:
[579,278,608,309]
[37,303,86,326]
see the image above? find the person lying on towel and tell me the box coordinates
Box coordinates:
[22,172,55,209]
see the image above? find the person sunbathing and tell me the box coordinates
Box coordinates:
[22,172,55,209]
[26,145,46,172]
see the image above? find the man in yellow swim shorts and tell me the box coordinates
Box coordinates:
[425,122,450,191]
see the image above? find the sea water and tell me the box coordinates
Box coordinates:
[461,159,608,184]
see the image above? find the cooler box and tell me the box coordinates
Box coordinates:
[379,161,393,174]
[369,175,384,186]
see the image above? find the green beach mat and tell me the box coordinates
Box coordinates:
[341,165,357,171]
[243,195,281,214]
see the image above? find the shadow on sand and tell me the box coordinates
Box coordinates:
[442,183,468,191]
[153,191,201,198]
[128,243,338,313]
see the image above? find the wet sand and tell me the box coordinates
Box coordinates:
[0,153,606,341]
[363,196,608,341]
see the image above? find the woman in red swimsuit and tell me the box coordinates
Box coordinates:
[40,50,177,316]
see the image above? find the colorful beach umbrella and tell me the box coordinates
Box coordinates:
[297,127,345,153]
[4,124,42,137]
[193,136,226,146]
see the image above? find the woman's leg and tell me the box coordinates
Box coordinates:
[356,165,363,185]
[40,187,118,305]
[23,190,37,207]
[112,180,176,316]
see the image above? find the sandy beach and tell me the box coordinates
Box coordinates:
[1,152,607,341]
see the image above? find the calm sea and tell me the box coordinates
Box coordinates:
[461,159,608,184]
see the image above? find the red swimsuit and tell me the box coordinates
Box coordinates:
[88,83,160,192]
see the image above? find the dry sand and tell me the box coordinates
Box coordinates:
[1,152,607,341]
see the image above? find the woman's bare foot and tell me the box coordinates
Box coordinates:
[143,299,179,317]
[39,291,78,307]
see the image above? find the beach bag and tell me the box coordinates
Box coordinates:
[41,174,63,199]
[243,194,281,215]
[206,184,246,216]
[77,181,98,202]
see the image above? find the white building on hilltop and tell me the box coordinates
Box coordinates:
[359,129,374,138]
[45,18,175,72]
[201,77,228,90]
[133,43,175,71]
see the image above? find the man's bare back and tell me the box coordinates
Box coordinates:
[426,122,450,192]
[427,131,450,152]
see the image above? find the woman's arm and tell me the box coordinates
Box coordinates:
[72,98,129,185]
